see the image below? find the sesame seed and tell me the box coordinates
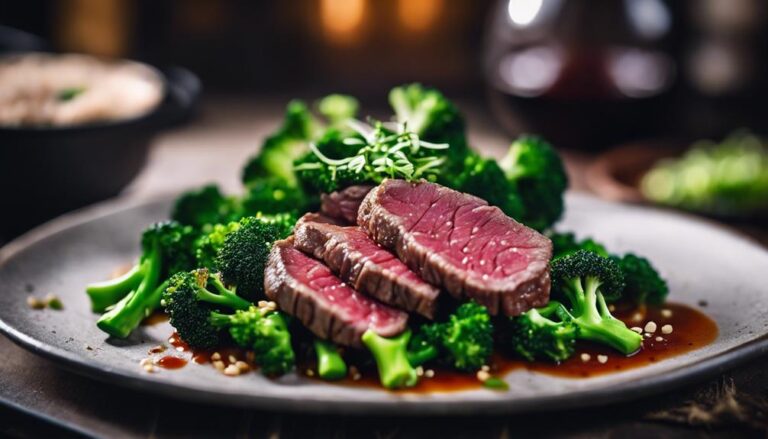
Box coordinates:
[655,336,664,342]
[481,365,490,372]
[661,324,673,334]
[352,373,362,381]
[608,304,616,312]
[597,355,608,364]
[213,360,225,371]
[223,365,240,376]
[661,309,673,318]
[211,352,221,361]
[644,333,651,338]
[477,370,491,382]
[425,369,435,378]
[416,366,424,376]
[228,355,237,364]
[26,296,45,309]
[631,312,644,323]
[631,327,643,333]
[644,321,658,333]
[235,361,249,372]
[143,364,157,373]
[580,353,591,362]
[306,369,315,377]
[175,347,184,352]
[139,358,151,367]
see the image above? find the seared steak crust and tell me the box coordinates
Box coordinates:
[293,216,440,318]
[357,179,552,316]
[265,239,408,347]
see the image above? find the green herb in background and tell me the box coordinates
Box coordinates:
[642,131,768,216]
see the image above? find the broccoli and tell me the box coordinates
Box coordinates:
[612,253,669,306]
[211,306,295,376]
[163,270,295,375]
[455,153,525,220]
[242,100,320,187]
[162,269,252,348]
[313,339,348,380]
[194,221,241,270]
[548,231,609,260]
[550,250,643,355]
[317,94,359,128]
[241,176,310,215]
[389,83,468,153]
[499,136,568,231]
[216,214,296,299]
[90,221,198,338]
[410,302,494,371]
[505,301,578,362]
[361,330,419,389]
[171,184,241,229]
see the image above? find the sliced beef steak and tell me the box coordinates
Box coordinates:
[265,239,408,347]
[320,185,374,224]
[293,215,440,318]
[357,179,552,316]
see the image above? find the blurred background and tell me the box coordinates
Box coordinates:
[1,0,767,237]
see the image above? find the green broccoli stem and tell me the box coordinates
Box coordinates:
[361,329,418,389]
[406,344,438,367]
[86,261,146,312]
[96,246,163,338]
[208,311,233,328]
[569,277,643,355]
[313,339,348,381]
[196,275,251,310]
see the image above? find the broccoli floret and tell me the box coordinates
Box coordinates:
[500,136,568,231]
[389,83,469,178]
[90,221,198,338]
[211,306,295,376]
[548,231,609,260]
[162,269,251,348]
[216,214,296,299]
[505,301,578,362]
[411,302,494,371]
[361,330,418,389]
[551,250,643,355]
[612,253,669,306]
[313,339,348,380]
[171,184,241,229]
[242,100,320,187]
[455,153,525,220]
[389,83,468,151]
[194,221,241,270]
[317,94,358,127]
[241,176,310,215]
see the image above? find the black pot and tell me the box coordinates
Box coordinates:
[0,65,201,238]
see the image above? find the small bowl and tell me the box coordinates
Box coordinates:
[0,64,201,237]
[586,141,684,204]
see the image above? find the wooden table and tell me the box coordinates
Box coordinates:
[1,96,767,438]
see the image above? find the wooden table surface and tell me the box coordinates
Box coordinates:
[1,96,767,438]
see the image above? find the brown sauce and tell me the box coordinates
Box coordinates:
[155,356,188,369]
[156,302,717,392]
[311,302,718,392]
[141,310,170,326]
